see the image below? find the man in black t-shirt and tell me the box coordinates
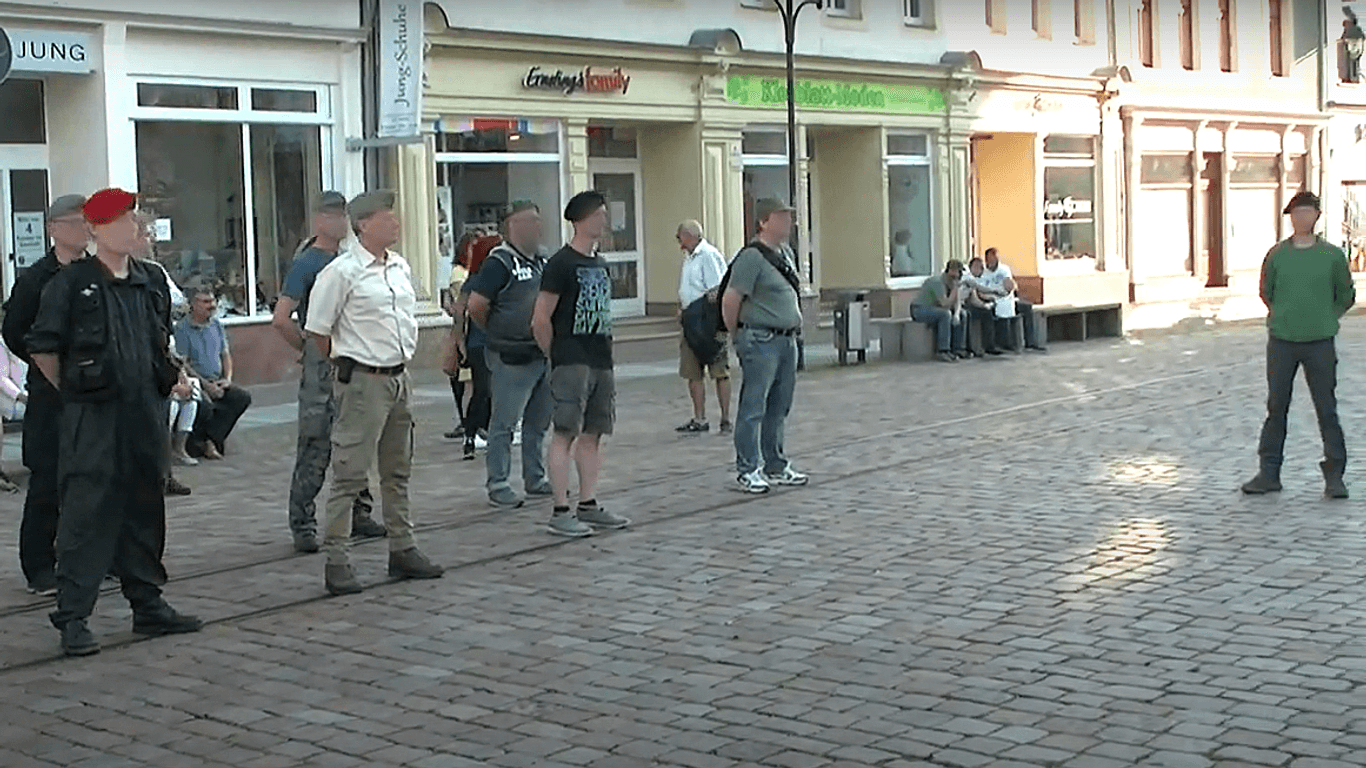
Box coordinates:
[532,191,630,538]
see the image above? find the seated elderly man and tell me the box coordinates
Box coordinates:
[174,287,252,459]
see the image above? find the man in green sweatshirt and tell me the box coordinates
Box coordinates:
[1243,190,1356,498]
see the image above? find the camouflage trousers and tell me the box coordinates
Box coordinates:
[287,342,374,537]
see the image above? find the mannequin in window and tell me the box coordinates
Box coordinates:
[1344,12,1365,83]
[890,229,914,277]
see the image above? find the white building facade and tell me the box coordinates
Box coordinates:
[0,1,364,381]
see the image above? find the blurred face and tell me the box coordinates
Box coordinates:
[984,251,1000,269]
[969,260,984,277]
[314,208,348,242]
[578,205,609,241]
[191,292,217,321]
[676,228,700,253]
[91,210,141,257]
[357,208,402,249]
[759,210,793,242]
[505,207,543,250]
[1290,205,1320,234]
[947,267,962,282]
[47,213,89,253]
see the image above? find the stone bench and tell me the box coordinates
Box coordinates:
[1036,302,1123,343]
[873,315,1028,361]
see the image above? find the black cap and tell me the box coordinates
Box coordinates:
[1283,190,1320,214]
[564,190,607,223]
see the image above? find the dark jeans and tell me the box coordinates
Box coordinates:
[1257,336,1347,478]
[967,306,1002,352]
[189,385,252,455]
[19,386,60,586]
[463,346,491,438]
[910,305,966,353]
[1015,300,1040,349]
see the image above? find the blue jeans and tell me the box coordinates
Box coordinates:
[911,305,965,353]
[484,350,553,493]
[733,328,798,475]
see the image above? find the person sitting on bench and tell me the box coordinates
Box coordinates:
[979,248,1045,352]
[911,260,969,363]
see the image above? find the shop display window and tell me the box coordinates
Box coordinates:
[886,132,934,279]
[435,119,563,288]
[133,80,333,320]
[1042,135,1097,260]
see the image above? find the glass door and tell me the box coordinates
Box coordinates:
[0,146,51,301]
[589,160,645,318]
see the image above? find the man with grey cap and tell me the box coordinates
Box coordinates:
[305,190,444,594]
[2,194,89,596]
[466,199,554,509]
[722,197,809,495]
[273,191,385,553]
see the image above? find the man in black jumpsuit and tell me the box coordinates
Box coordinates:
[26,188,201,657]
[2,194,89,596]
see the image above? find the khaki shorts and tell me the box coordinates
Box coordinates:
[550,364,615,436]
[679,335,731,381]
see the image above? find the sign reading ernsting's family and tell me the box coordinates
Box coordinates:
[523,65,631,96]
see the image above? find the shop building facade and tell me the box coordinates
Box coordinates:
[0,0,364,382]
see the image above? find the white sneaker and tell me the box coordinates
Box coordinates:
[512,420,523,446]
[736,469,771,494]
[474,435,488,450]
[767,466,809,486]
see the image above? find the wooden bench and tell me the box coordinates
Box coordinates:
[1035,302,1123,343]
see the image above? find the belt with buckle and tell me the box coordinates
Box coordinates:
[740,325,800,337]
[356,362,405,376]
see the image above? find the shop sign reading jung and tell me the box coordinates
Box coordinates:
[523,66,631,96]
[378,0,423,139]
[3,27,94,74]
[725,75,945,115]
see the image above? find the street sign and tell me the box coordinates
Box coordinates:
[0,27,13,84]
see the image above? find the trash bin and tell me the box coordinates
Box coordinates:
[833,291,871,366]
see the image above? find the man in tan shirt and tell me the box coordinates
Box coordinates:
[305,190,443,595]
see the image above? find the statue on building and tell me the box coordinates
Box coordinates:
[1343,9,1365,83]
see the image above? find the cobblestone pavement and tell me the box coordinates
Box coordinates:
[2,321,1366,767]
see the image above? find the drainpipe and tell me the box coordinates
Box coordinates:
[1106,0,1118,69]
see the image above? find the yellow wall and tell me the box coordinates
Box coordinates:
[973,134,1037,277]
[639,123,703,311]
[814,127,885,288]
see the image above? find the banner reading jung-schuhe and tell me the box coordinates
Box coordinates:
[378,0,423,139]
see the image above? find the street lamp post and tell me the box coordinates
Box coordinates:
[774,0,821,370]
[776,0,822,210]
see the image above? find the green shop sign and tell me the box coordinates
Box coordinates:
[725,75,946,115]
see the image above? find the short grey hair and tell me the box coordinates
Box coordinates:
[678,220,704,239]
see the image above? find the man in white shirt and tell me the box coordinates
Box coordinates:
[675,220,731,434]
[979,248,1046,351]
[305,190,444,595]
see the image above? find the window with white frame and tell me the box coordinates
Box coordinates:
[825,0,862,19]
[133,80,333,319]
[904,0,928,25]
[1041,135,1097,261]
[886,132,934,279]
[434,119,564,289]
[742,130,792,245]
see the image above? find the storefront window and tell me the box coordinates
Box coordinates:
[136,121,249,314]
[588,125,638,158]
[435,119,563,288]
[1344,182,1366,272]
[1042,136,1097,260]
[0,79,45,144]
[886,132,934,279]
[1230,155,1279,183]
[251,125,322,312]
[133,80,333,319]
[1140,154,1194,184]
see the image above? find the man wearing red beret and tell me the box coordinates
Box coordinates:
[25,188,201,656]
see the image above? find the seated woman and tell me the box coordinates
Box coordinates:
[0,339,24,492]
[169,368,201,467]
